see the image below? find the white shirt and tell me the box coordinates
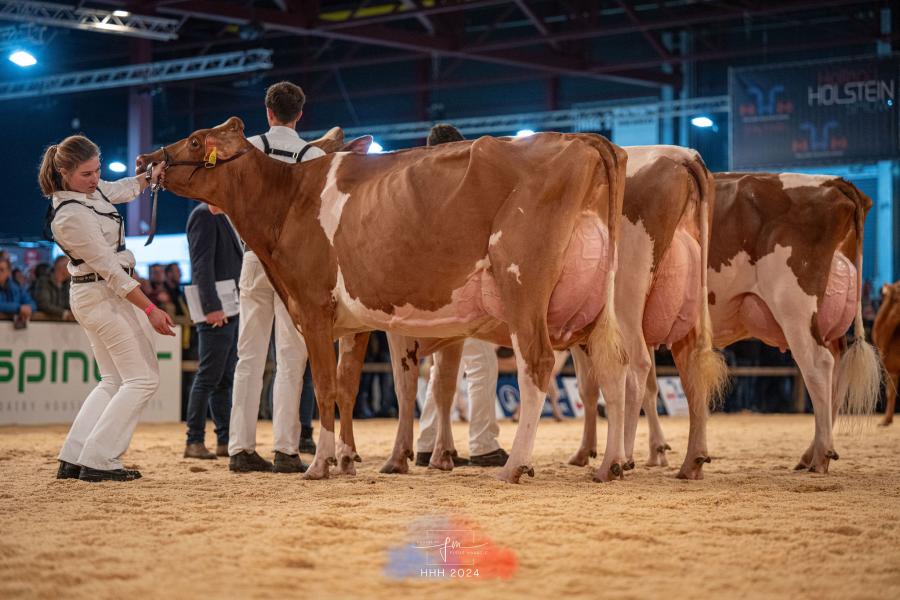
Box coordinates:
[247,125,326,165]
[50,176,143,298]
[242,126,326,256]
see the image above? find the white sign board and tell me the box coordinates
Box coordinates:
[657,376,689,417]
[0,321,181,425]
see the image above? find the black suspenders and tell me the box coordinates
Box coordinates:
[49,189,125,266]
[259,133,313,163]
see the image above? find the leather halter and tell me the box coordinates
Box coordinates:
[141,141,250,245]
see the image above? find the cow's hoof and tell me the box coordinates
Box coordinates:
[879,419,893,427]
[339,455,357,476]
[303,458,332,480]
[646,444,671,467]
[429,449,455,472]
[676,455,708,480]
[567,447,594,467]
[496,465,534,484]
[379,456,410,475]
[592,461,625,483]
[623,459,636,471]
[336,445,361,475]
[807,448,837,474]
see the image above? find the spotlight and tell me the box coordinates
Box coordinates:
[515,129,535,138]
[108,161,127,173]
[8,50,36,67]
[112,10,130,17]
[368,141,384,154]
[691,116,714,128]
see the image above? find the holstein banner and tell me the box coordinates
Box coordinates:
[730,56,899,169]
[0,321,181,425]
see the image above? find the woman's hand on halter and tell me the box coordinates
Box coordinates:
[141,161,167,190]
[147,306,176,336]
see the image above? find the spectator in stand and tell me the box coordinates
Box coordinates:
[146,263,169,305]
[164,262,188,317]
[12,267,27,289]
[0,257,37,322]
[29,262,51,294]
[33,255,74,320]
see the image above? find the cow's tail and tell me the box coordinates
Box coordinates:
[832,179,883,426]
[683,154,728,408]
[587,136,627,371]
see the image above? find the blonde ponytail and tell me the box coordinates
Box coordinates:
[37,135,100,198]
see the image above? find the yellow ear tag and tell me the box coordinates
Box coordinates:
[204,147,218,168]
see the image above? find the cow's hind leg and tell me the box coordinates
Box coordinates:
[882,372,898,426]
[429,342,465,471]
[568,346,599,466]
[380,334,420,474]
[672,332,711,480]
[336,332,369,475]
[643,359,671,467]
[497,329,555,484]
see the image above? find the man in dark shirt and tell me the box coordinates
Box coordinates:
[33,256,73,320]
[184,204,243,460]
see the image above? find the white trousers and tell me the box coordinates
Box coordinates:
[228,251,308,456]
[417,339,500,456]
[59,282,159,471]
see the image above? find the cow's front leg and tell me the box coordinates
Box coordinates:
[380,334,420,474]
[304,325,340,480]
[568,346,599,467]
[336,332,369,475]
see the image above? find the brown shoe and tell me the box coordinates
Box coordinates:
[215,444,228,457]
[184,442,216,460]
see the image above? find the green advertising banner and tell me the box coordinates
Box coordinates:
[0,321,181,424]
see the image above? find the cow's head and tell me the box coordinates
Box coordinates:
[136,116,250,210]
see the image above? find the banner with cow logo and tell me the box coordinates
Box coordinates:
[730,56,899,169]
[0,321,181,425]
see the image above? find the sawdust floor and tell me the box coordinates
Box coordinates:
[1,414,898,600]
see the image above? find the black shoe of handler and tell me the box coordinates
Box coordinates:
[415,451,471,467]
[470,448,510,467]
[229,451,274,473]
[299,426,316,455]
[273,451,308,473]
[78,466,142,482]
[56,460,81,480]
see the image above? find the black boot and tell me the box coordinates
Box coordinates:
[470,448,510,467]
[273,451,308,473]
[229,451,274,473]
[56,460,81,480]
[299,426,316,454]
[78,466,142,482]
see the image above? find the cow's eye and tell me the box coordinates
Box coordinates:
[190,138,200,149]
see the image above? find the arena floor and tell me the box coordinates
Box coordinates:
[1,414,898,599]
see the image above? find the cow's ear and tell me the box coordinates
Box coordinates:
[883,284,891,297]
[344,135,372,154]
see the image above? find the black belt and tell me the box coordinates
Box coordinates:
[72,267,135,284]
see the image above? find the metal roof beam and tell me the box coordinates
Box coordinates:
[0,48,272,100]
[0,0,182,41]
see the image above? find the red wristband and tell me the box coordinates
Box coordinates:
[144,304,156,316]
